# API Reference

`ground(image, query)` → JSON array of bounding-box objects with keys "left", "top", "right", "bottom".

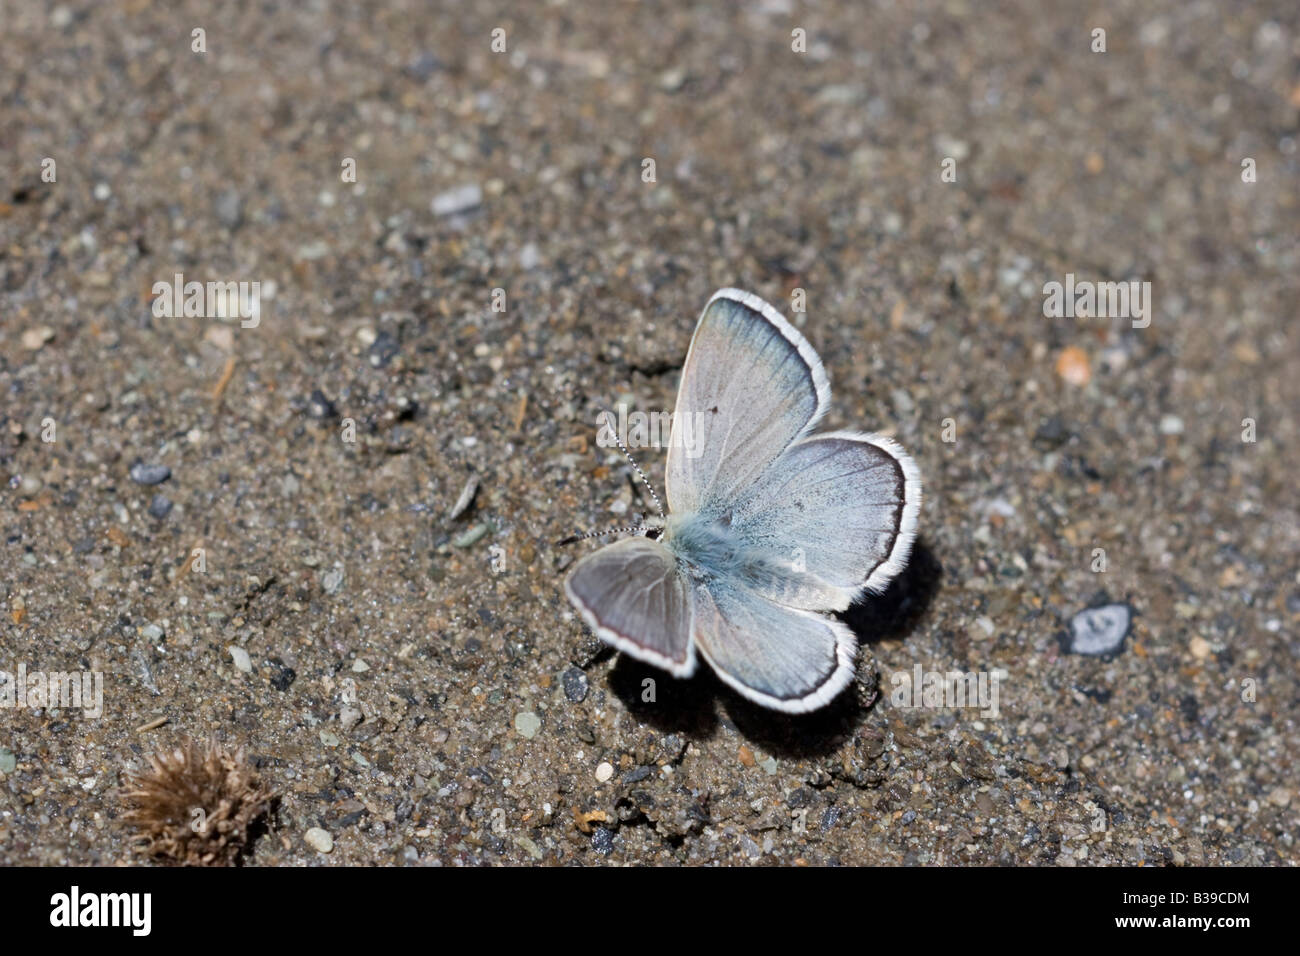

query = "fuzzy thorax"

[{"left": 664, "top": 511, "right": 853, "bottom": 611}]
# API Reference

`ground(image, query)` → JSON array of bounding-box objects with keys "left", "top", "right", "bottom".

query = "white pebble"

[
  {"left": 228, "top": 646, "right": 252, "bottom": 673},
  {"left": 431, "top": 183, "right": 483, "bottom": 217},
  {"left": 21, "top": 326, "right": 54, "bottom": 350},
  {"left": 1066, "top": 604, "right": 1131, "bottom": 656},
  {"left": 514, "top": 712, "right": 541, "bottom": 739},
  {"left": 304, "top": 827, "right": 334, "bottom": 853}
]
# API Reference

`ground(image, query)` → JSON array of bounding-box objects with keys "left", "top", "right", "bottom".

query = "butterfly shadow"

[
  {"left": 607, "top": 538, "right": 942, "bottom": 759},
  {"left": 841, "top": 536, "right": 943, "bottom": 650},
  {"left": 607, "top": 656, "right": 723, "bottom": 738}
]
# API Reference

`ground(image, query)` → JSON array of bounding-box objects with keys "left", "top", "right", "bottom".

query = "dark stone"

[
  {"left": 1033, "top": 415, "right": 1070, "bottom": 449},
  {"left": 590, "top": 827, "right": 615, "bottom": 855},
  {"left": 267, "top": 657, "right": 296, "bottom": 691},
  {"left": 306, "top": 389, "right": 337, "bottom": 420},
  {"left": 562, "top": 667, "right": 589, "bottom": 703},
  {"left": 368, "top": 331, "right": 400, "bottom": 368},
  {"left": 622, "top": 765, "right": 650, "bottom": 785}
]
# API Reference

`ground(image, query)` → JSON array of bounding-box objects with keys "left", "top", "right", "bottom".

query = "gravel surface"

[{"left": 1, "top": 1, "right": 1297, "bottom": 865}]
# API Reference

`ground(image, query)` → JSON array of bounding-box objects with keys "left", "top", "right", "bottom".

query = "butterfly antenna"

[
  {"left": 612, "top": 432, "right": 665, "bottom": 521},
  {"left": 556, "top": 524, "right": 647, "bottom": 547},
  {"left": 558, "top": 422, "right": 667, "bottom": 547}
]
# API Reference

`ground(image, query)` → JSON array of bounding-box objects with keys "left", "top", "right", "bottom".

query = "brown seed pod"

[{"left": 121, "top": 737, "right": 273, "bottom": 866}]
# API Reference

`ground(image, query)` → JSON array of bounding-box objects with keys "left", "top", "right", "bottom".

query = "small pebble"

[
  {"left": 1055, "top": 346, "right": 1091, "bottom": 387},
  {"left": 590, "top": 827, "right": 615, "bottom": 855},
  {"left": 22, "top": 326, "right": 54, "bottom": 350},
  {"left": 1064, "top": 603, "right": 1131, "bottom": 656},
  {"left": 1033, "top": 415, "right": 1070, "bottom": 449},
  {"left": 659, "top": 67, "right": 686, "bottom": 91},
  {"left": 322, "top": 568, "right": 345, "bottom": 594},
  {"left": 513, "top": 835, "right": 543, "bottom": 860},
  {"left": 18, "top": 475, "right": 42, "bottom": 497},
  {"left": 431, "top": 183, "right": 482, "bottom": 217},
  {"left": 448, "top": 475, "right": 479, "bottom": 520},
  {"left": 595, "top": 761, "right": 614, "bottom": 782},
  {"left": 228, "top": 645, "right": 252, "bottom": 673},
  {"left": 406, "top": 51, "right": 442, "bottom": 80},
  {"left": 148, "top": 494, "right": 173, "bottom": 519},
  {"left": 514, "top": 712, "right": 541, "bottom": 739},
  {"left": 0, "top": 747, "right": 15, "bottom": 774},
  {"left": 304, "top": 827, "right": 334, "bottom": 853},
  {"left": 561, "top": 667, "right": 588, "bottom": 703},
  {"left": 351, "top": 658, "right": 370, "bottom": 673},
  {"left": 141, "top": 623, "right": 164, "bottom": 642},
  {"left": 129, "top": 462, "right": 171, "bottom": 485},
  {"left": 268, "top": 660, "right": 296, "bottom": 691},
  {"left": 453, "top": 523, "right": 490, "bottom": 548},
  {"left": 935, "top": 135, "right": 971, "bottom": 161},
  {"left": 367, "top": 330, "right": 400, "bottom": 368},
  {"left": 1189, "top": 635, "right": 1212, "bottom": 659},
  {"left": 214, "top": 189, "right": 243, "bottom": 229},
  {"left": 306, "top": 389, "right": 338, "bottom": 420}
]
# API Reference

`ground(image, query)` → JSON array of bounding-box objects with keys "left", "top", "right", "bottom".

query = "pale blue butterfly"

[{"left": 565, "top": 289, "right": 922, "bottom": 713}]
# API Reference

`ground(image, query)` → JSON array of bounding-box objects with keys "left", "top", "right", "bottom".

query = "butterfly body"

[
  {"left": 565, "top": 289, "right": 921, "bottom": 713},
  {"left": 665, "top": 510, "right": 842, "bottom": 609}
]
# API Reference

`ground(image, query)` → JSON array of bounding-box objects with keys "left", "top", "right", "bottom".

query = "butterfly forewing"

[{"left": 666, "top": 289, "right": 829, "bottom": 516}]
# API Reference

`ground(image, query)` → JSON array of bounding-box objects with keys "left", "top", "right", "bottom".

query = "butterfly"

[{"left": 565, "top": 289, "right": 921, "bottom": 712}]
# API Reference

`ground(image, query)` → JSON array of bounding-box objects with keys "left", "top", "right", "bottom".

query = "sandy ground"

[{"left": 1, "top": 1, "right": 1298, "bottom": 866}]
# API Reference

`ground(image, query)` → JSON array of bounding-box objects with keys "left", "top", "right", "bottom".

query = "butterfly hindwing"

[
  {"left": 691, "top": 580, "right": 856, "bottom": 713},
  {"left": 564, "top": 536, "right": 696, "bottom": 677},
  {"left": 727, "top": 430, "right": 922, "bottom": 609}
]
